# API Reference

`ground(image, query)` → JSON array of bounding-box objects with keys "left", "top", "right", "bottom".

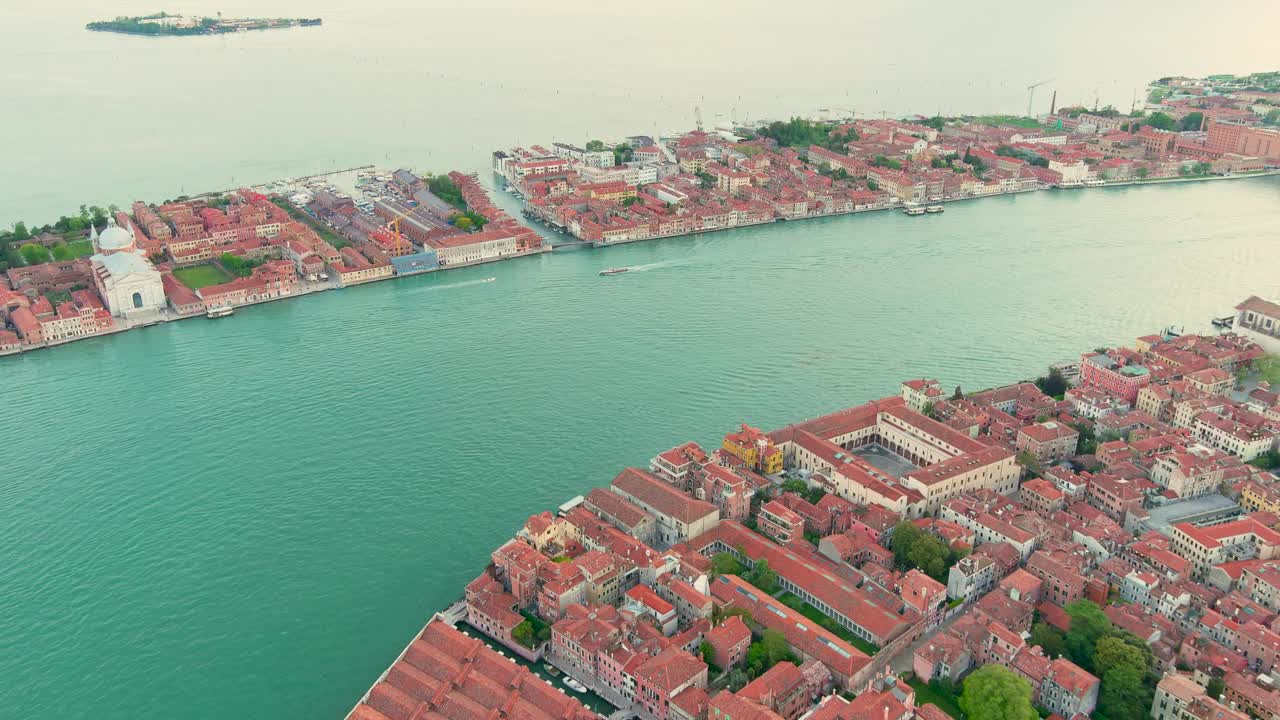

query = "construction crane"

[
  {"left": 1026, "top": 78, "right": 1054, "bottom": 117},
  {"left": 378, "top": 198, "right": 423, "bottom": 257}
]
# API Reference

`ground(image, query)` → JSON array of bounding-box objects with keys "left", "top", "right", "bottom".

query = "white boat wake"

[{"left": 421, "top": 277, "right": 496, "bottom": 292}]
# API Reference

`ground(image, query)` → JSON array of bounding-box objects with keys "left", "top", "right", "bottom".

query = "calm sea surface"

[{"left": 2, "top": 2, "right": 1280, "bottom": 718}]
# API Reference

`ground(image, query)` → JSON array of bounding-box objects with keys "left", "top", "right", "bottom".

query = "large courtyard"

[
  {"left": 172, "top": 264, "right": 232, "bottom": 290},
  {"left": 851, "top": 443, "right": 920, "bottom": 478}
]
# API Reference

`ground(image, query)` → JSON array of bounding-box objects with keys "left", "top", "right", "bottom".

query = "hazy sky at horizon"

[{"left": 3, "top": 0, "right": 1278, "bottom": 223}]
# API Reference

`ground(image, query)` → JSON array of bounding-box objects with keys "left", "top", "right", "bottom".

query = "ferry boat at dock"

[
  {"left": 925, "top": 205, "right": 944, "bottom": 214},
  {"left": 599, "top": 267, "right": 630, "bottom": 276},
  {"left": 902, "top": 203, "right": 926, "bottom": 216},
  {"left": 206, "top": 306, "right": 234, "bottom": 318}
]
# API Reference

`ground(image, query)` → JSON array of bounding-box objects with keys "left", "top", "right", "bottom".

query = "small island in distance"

[{"left": 85, "top": 12, "right": 321, "bottom": 36}]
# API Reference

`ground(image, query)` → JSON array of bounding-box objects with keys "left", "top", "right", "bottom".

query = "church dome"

[{"left": 97, "top": 218, "right": 135, "bottom": 253}]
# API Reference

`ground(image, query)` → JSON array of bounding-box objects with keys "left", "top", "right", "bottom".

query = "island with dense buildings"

[
  {"left": 346, "top": 326, "right": 1280, "bottom": 720},
  {"left": 500, "top": 72, "right": 1279, "bottom": 248},
  {"left": 0, "top": 169, "right": 546, "bottom": 354},
  {"left": 2, "top": 69, "right": 1278, "bottom": 356},
  {"left": 86, "top": 12, "right": 320, "bottom": 36}
]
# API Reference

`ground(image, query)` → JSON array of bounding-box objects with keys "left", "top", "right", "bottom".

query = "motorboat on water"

[
  {"left": 562, "top": 677, "right": 588, "bottom": 693},
  {"left": 543, "top": 664, "right": 561, "bottom": 677},
  {"left": 925, "top": 205, "right": 944, "bottom": 213},
  {"left": 599, "top": 267, "right": 630, "bottom": 276},
  {"left": 206, "top": 305, "right": 234, "bottom": 318},
  {"left": 482, "top": 277, "right": 496, "bottom": 283}
]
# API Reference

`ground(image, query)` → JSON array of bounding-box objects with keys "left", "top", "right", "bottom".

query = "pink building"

[{"left": 1080, "top": 352, "right": 1152, "bottom": 404}]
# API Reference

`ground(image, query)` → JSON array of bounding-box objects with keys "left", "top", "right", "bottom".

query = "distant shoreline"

[{"left": 85, "top": 14, "right": 321, "bottom": 37}]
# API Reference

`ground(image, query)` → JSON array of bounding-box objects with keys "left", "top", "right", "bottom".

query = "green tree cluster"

[
  {"left": 1056, "top": 601, "right": 1156, "bottom": 720},
  {"left": 1015, "top": 450, "right": 1042, "bottom": 477},
  {"left": 698, "top": 641, "right": 719, "bottom": 674},
  {"left": 613, "top": 143, "right": 634, "bottom": 166},
  {"left": 428, "top": 175, "right": 467, "bottom": 210},
  {"left": 891, "top": 520, "right": 965, "bottom": 582},
  {"left": 745, "top": 629, "right": 795, "bottom": 677},
  {"left": 1030, "top": 622, "right": 1066, "bottom": 658},
  {"left": 220, "top": 252, "right": 264, "bottom": 278},
  {"left": 1145, "top": 112, "right": 1176, "bottom": 131},
  {"left": 710, "top": 552, "right": 742, "bottom": 578},
  {"left": 1178, "top": 112, "right": 1204, "bottom": 131},
  {"left": 511, "top": 614, "right": 551, "bottom": 648},
  {"left": 1034, "top": 366, "right": 1068, "bottom": 398},
  {"left": 1248, "top": 450, "right": 1280, "bottom": 470},
  {"left": 20, "top": 243, "right": 51, "bottom": 265},
  {"left": 959, "top": 664, "right": 1038, "bottom": 720},
  {"left": 585, "top": 140, "right": 606, "bottom": 151},
  {"left": 1074, "top": 421, "right": 1098, "bottom": 456},
  {"left": 779, "top": 479, "right": 825, "bottom": 505},
  {"left": 759, "top": 118, "right": 858, "bottom": 151},
  {"left": 745, "top": 559, "right": 778, "bottom": 593}
]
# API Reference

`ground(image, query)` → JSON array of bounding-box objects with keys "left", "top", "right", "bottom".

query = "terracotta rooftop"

[
  {"left": 347, "top": 620, "right": 599, "bottom": 720},
  {"left": 584, "top": 487, "right": 653, "bottom": 530},
  {"left": 610, "top": 467, "right": 717, "bottom": 524}
]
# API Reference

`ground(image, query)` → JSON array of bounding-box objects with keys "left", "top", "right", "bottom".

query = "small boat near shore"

[
  {"left": 206, "top": 306, "right": 234, "bottom": 318},
  {"left": 562, "top": 677, "right": 588, "bottom": 693},
  {"left": 543, "top": 664, "right": 560, "bottom": 677},
  {"left": 925, "top": 205, "right": 944, "bottom": 213},
  {"left": 1211, "top": 316, "right": 1235, "bottom": 328},
  {"left": 599, "top": 267, "right": 630, "bottom": 276}
]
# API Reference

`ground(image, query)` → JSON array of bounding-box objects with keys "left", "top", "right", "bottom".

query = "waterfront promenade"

[{"left": 2, "top": 164, "right": 1275, "bottom": 358}]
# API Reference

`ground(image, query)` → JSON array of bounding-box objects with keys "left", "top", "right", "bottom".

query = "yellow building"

[
  {"left": 1242, "top": 481, "right": 1280, "bottom": 516},
  {"left": 722, "top": 424, "right": 783, "bottom": 475}
]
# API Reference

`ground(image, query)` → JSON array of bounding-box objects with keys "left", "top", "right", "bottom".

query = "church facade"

[{"left": 89, "top": 218, "right": 165, "bottom": 322}]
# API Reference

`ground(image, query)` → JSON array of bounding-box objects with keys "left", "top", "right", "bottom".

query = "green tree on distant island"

[
  {"left": 20, "top": 243, "right": 50, "bottom": 265},
  {"left": 958, "top": 665, "right": 1038, "bottom": 720},
  {"left": 1145, "top": 112, "right": 1176, "bottom": 131},
  {"left": 585, "top": 140, "right": 606, "bottom": 151}
]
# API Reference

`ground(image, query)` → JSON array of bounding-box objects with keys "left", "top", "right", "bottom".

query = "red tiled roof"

[
  {"left": 611, "top": 468, "right": 717, "bottom": 524},
  {"left": 585, "top": 487, "right": 652, "bottom": 530},
  {"left": 633, "top": 645, "right": 706, "bottom": 693},
  {"left": 625, "top": 584, "right": 675, "bottom": 616},
  {"left": 1176, "top": 517, "right": 1280, "bottom": 550},
  {"left": 348, "top": 620, "right": 598, "bottom": 720}
]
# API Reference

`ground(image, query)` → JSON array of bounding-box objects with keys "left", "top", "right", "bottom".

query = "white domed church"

[{"left": 89, "top": 218, "right": 165, "bottom": 321}]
